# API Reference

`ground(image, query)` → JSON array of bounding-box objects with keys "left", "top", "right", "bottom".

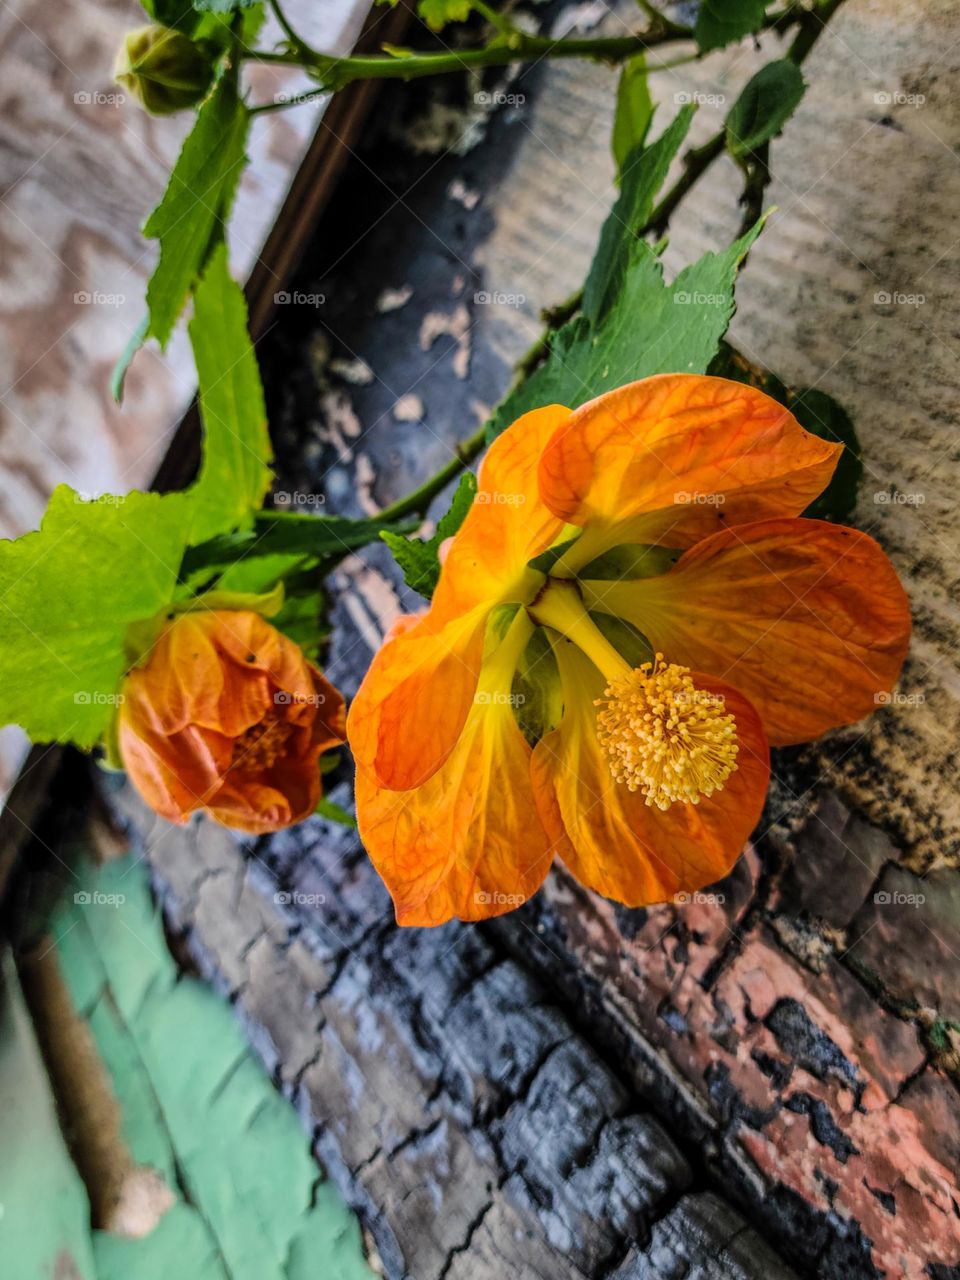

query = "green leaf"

[
  {"left": 142, "top": 76, "right": 249, "bottom": 349},
  {"left": 725, "top": 60, "right": 806, "bottom": 158},
  {"left": 583, "top": 105, "right": 694, "bottom": 324},
  {"left": 418, "top": 0, "right": 473, "bottom": 29},
  {"left": 143, "top": 0, "right": 201, "bottom": 32},
  {"left": 695, "top": 0, "right": 767, "bottom": 52},
  {"left": 792, "top": 388, "right": 862, "bottom": 522},
  {"left": 707, "top": 342, "right": 862, "bottom": 521},
  {"left": 191, "top": 0, "right": 260, "bottom": 10},
  {"left": 611, "top": 54, "right": 654, "bottom": 180},
  {"left": 111, "top": 313, "right": 149, "bottom": 404},
  {"left": 187, "top": 243, "right": 272, "bottom": 543},
  {"left": 315, "top": 796, "right": 358, "bottom": 829},
  {"left": 192, "top": 2, "right": 265, "bottom": 44},
  {"left": 381, "top": 472, "right": 478, "bottom": 599},
  {"left": 0, "top": 487, "right": 190, "bottom": 747},
  {"left": 183, "top": 510, "right": 418, "bottom": 578},
  {"left": 0, "top": 245, "right": 279, "bottom": 749},
  {"left": 490, "top": 214, "right": 769, "bottom": 434}
]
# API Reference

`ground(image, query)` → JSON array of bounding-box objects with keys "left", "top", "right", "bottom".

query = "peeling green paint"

[{"left": 1, "top": 855, "right": 374, "bottom": 1280}]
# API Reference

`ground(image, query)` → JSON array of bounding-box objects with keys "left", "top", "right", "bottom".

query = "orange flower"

[
  {"left": 119, "top": 609, "right": 345, "bottom": 834},
  {"left": 348, "top": 374, "right": 911, "bottom": 926}
]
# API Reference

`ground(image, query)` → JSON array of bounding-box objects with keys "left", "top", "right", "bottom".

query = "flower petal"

[
  {"left": 530, "top": 643, "right": 769, "bottom": 907},
  {"left": 433, "top": 403, "right": 571, "bottom": 617},
  {"left": 349, "top": 405, "right": 572, "bottom": 791},
  {"left": 347, "top": 607, "right": 490, "bottom": 790},
  {"left": 537, "top": 374, "right": 841, "bottom": 555},
  {"left": 355, "top": 700, "right": 556, "bottom": 926},
  {"left": 586, "top": 517, "right": 911, "bottom": 746}
]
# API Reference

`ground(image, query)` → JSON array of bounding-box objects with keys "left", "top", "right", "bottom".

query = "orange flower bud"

[{"left": 118, "top": 609, "right": 345, "bottom": 835}]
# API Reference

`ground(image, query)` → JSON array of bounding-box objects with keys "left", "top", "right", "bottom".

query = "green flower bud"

[{"left": 114, "top": 24, "right": 216, "bottom": 116}]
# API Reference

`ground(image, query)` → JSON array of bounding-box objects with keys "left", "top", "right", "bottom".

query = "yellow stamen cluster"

[{"left": 595, "top": 655, "right": 739, "bottom": 809}]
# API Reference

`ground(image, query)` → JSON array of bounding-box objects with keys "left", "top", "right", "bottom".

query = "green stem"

[
  {"left": 377, "top": 424, "right": 489, "bottom": 523},
  {"left": 634, "top": 0, "right": 690, "bottom": 40},
  {"left": 248, "top": 0, "right": 847, "bottom": 531},
  {"left": 244, "top": 28, "right": 695, "bottom": 90},
  {"left": 268, "top": 0, "right": 311, "bottom": 59},
  {"left": 472, "top": 0, "right": 518, "bottom": 37},
  {"left": 735, "top": 0, "right": 848, "bottom": 235},
  {"left": 250, "top": 87, "right": 327, "bottom": 115}
]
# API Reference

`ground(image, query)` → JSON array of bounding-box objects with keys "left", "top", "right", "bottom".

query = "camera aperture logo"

[
  {"left": 674, "top": 289, "right": 728, "bottom": 307},
  {"left": 474, "top": 489, "right": 526, "bottom": 506},
  {"left": 674, "top": 90, "right": 725, "bottom": 108},
  {"left": 273, "top": 490, "right": 326, "bottom": 508},
  {"left": 474, "top": 290, "right": 526, "bottom": 309},
  {"left": 74, "top": 690, "right": 124, "bottom": 706},
  {"left": 74, "top": 90, "right": 125, "bottom": 107},
  {"left": 873, "top": 890, "right": 925, "bottom": 907},
  {"left": 474, "top": 90, "right": 525, "bottom": 108},
  {"left": 474, "top": 690, "right": 525, "bottom": 707},
  {"left": 674, "top": 490, "right": 725, "bottom": 506},
  {"left": 273, "top": 290, "right": 326, "bottom": 307},
  {"left": 475, "top": 890, "right": 525, "bottom": 906},
  {"left": 74, "top": 890, "right": 126, "bottom": 907},
  {"left": 274, "top": 690, "right": 327, "bottom": 706},
  {"left": 74, "top": 290, "right": 125, "bottom": 307},
  {"left": 274, "top": 890, "right": 326, "bottom": 908}
]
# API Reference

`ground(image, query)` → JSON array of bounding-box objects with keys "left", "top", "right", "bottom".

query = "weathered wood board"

[
  {"left": 40, "top": 0, "right": 960, "bottom": 1275},
  {"left": 0, "top": 0, "right": 371, "bottom": 797}
]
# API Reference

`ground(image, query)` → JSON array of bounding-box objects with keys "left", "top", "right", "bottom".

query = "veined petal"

[
  {"left": 355, "top": 698, "right": 556, "bottom": 927},
  {"left": 585, "top": 517, "right": 911, "bottom": 746},
  {"left": 347, "top": 606, "right": 490, "bottom": 791},
  {"left": 537, "top": 375, "right": 841, "bottom": 560},
  {"left": 349, "top": 405, "right": 571, "bottom": 792},
  {"left": 433, "top": 403, "right": 571, "bottom": 617},
  {"left": 530, "top": 643, "right": 769, "bottom": 907}
]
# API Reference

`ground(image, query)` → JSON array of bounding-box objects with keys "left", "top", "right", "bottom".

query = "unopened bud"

[{"left": 114, "top": 24, "right": 216, "bottom": 116}]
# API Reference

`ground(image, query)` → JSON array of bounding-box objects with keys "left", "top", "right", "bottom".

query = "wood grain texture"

[
  {"left": 107, "top": 781, "right": 797, "bottom": 1280},
  {"left": 28, "top": 0, "right": 960, "bottom": 1274},
  {"left": 0, "top": 0, "right": 371, "bottom": 797}
]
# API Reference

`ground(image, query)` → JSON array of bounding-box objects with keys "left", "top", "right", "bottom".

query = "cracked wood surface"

[
  {"left": 102, "top": 0, "right": 960, "bottom": 1275},
  {"left": 110, "top": 783, "right": 797, "bottom": 1280}
]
